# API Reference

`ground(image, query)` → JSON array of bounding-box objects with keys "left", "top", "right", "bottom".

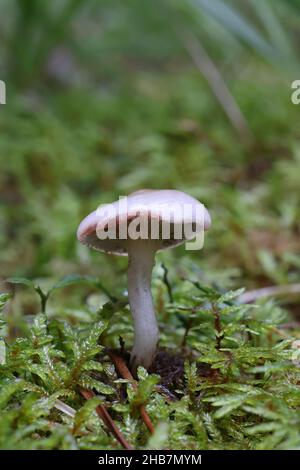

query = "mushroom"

[{"left": 77, "top": 189, "right": 211, "bottom": 373}]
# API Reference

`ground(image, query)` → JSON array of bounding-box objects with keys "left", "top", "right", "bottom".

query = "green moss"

[{"left": 1, "top": 1, "right": 300, "bottom": 450}]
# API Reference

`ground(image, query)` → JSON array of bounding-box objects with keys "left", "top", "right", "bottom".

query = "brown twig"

[
  {"left": 79, "top": 388, "right": 133, "bottom": 450},
  {"left": 108, "top": 350, "right": 155, "bottom": 434},
  {"left": 279, "top": 322, "right": 300, "bottom": 330},
  {"left": 238, "top": 283, "right": 300, "bottom": 304}
]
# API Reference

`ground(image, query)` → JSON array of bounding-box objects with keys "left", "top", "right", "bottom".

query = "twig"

[
  {"left": 108, "top": 350, "right": 155, "bottom": 434},
  {"left": 79, "top": 388, "right": 133, "bottom": 450},
  {"left": 54, "top": 399, "right": 76, "bottom": 418},
  {"left": 238, "top": 283, "right": 300, "bottom": 304},
  {"left": 178, "top": 30, "right": 251, "bottom": 141},
  {"left": 278, "top": 322, "right": 300, "bottom": 330}
]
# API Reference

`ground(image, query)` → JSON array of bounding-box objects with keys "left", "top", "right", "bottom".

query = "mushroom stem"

[{"left": 127, "top": 238, "right": 159, "bottom": 373}]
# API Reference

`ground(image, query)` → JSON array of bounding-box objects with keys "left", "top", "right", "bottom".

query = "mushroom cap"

[{"left": 77, "top": 189, "right": 211, "bottom": 255}]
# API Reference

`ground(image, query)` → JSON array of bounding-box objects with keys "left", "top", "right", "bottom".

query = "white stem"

[{"left": 127, "top": 239, "right": 159, "bottom": 373}]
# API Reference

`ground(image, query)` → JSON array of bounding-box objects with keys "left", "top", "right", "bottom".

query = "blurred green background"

[{"left": 1, "top": 0, "right": 300, "bottom": 315}]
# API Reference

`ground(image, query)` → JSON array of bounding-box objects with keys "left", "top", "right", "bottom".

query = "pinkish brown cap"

[{"left": 77, "top": 189, "right": 211, "bottom": 255}]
